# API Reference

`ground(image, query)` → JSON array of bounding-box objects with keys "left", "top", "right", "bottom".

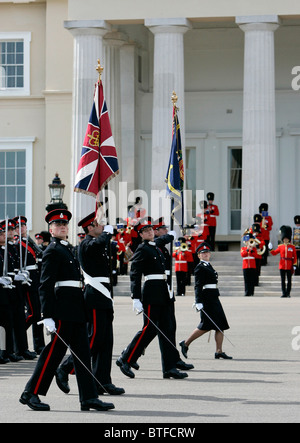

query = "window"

[
  {"left": 229, "top": 147, "right": 242, "bottom": 231},
  {"left": 0, "top": 32, "right": 31, "bottom": 96},
  {"left": 0, "top": 138, "right": 34, "bottom": 229}
]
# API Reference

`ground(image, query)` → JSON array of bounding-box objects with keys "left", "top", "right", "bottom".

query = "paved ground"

[{"left": 1, "top": 295, "right": 300, "bottom": 425}]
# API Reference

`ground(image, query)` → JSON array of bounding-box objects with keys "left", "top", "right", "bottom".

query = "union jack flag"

[{"left": 74, "top": 80, "right": 119, "bottom": 198}]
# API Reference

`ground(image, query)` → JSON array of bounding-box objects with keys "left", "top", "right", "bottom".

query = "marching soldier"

[
  {"left": 19, "top": 208, "right": 114, "bottom": 412},
  {"left": 153, "top": 218, "right": 194, "bottom": 372},
  {"left": 206, "top": 192, "right": 220, "bottom": 250},
  {"left": 179, "top": 242, "right": 232, "bottom": 360},
  {"left": 269, "top": 225, "right": 297, "bottom": 298},
  {"left": 250, "top": 217, "right": 266, "bottom": 286},
  {"left": 116, "top": 217, "right": 188, "bottom": 380},
  {"left": 56, "top": 211, "right": 124, "bottom": 396}
]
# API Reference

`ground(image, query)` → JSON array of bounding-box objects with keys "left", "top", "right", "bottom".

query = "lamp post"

[{"left": 46, "top": 173, "right": 68, "bottom": 212}]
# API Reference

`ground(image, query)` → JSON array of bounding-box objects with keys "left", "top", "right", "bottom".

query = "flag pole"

[
  {"left": 96, "top": 59, "right": 114, "bottom": 299},
  {"left": 169, "top": 91, "right": 179, "bottom": 294}
]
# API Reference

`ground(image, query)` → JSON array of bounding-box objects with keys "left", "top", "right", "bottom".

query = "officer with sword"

[
  {"left": 19, "top": 208, "right": 115, "bottom": 412},
  {"left": 179, "top": 242, "right": 233, "bottom": 360},
  {"left": 116, "top": 217, "right": 188, "bottom": 380}
]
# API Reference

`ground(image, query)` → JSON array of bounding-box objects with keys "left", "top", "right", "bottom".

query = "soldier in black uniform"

[
  {"left": 13, "top": 216, "right": 45, "bottom": 354},
  {"left": 19, "top": 209, "right": 115, "bottom": 412},
  {"left": 153, "top": 218, "right": 194, "bottom": 371},
  {"left": 56, "top": 212, "right": 124, "bottom": 396},
  {"left": 0, "top": 219, "right": 28, "bottom": 362},
  {"left": 179, "top": 242, "right": 232, "bottom": 360},
  {"left": 116, "top": 217, "right": 188, "bottom": 380}
]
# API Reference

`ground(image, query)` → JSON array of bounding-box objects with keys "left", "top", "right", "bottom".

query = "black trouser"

[
  {"left": 176, "top": 271, "right": 186, "bottom": 296},
  {"left": 280, "top": 269, "right": 292, "bottom": 296},
  {"left": 243, "top": 268, "right": 256, "bottom": 296},
  {"left": 25, "top": 320, "right": 97, "bottom": 402},
  {"left": 61, "top": 308, "right": 114, "bottom": 386},
  {"left": 122, "top": 303, "right": 178, "bottom": 373},
  {"left": 23, "top": 280, "right": 45, "bottom": 352}
]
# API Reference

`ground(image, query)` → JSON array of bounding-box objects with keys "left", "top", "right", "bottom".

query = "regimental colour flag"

[
  {"left": 74, "top": 80, "right": 119, "bottom": 198},
  {"left": 165, "top": 107, "right": 184, "bottom": 226}
]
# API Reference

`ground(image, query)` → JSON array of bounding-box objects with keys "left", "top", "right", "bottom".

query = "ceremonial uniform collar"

[
  {"left": 60, "top": 240, "right": 69, "bottom": 246},
  {"left": 201, "top": 259, "right": 210, "bottom": 266},
  {"left": 148, "top": 241, "right": 156, "bottom": 246}
]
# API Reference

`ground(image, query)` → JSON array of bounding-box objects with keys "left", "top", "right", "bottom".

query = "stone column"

[
  {"left": 145, "top": 18, "right": 191, "bottom": 196},
  {"left": 236, "top": 16, "right": 280, "bottom": 241},
  {"left": 64, "top": 20, "right": 111, "bottom": 240},
  {"left": 103, "top": 31, "right": 127, "bottom": 223}
]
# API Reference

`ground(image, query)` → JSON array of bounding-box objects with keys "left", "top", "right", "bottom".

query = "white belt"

[
  {"left": 55, "top": 280, "right": 83, "bottom": 289},
  {"left": 243, "top": 257, "right": 255, "bottom": 260},
  {"left": 25, "top": 265, "right": 38, "bottom": 271},
  {"left": 176, "top": 260, "right": 187, "bottom": 264},
  {"left": 203, "top": 284, "right": 217, "bottom": 289},
  {"left": 82, "top": 271, "right": 111, "bottom": 300},
  {"left": 144, "top": 274, "right": 167, "bottom": 281}
]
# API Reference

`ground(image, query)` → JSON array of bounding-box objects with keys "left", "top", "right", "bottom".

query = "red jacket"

[
  {"left": 207, "top": 204, "right": 219, "bottom": 227},
  {"left": 173, "top": 250, "right": 189, "bottom": 272},
  {"left": 260, "top": 216, "right": 273, "bottom": 241},
  {"left": 270, "top": 243, "right": 297, "bottom": 270},
  {"left": 240, "top": 246, "right": 259, "bottom": 269}
]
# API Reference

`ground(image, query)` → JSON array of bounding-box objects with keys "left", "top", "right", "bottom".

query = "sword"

[
  {"left": 200, "top": 307, "right": 235, "bottom": 348},
  {"left": 49, "top": 328, "right": 109, "bottom": 395},
  {"left": 138, "top": 310, "right": 179, "bottom": 353}
]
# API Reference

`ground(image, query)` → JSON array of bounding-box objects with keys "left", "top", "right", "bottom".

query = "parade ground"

[{"left": 1, "top": 294, "right": 300, "bottom": 425}]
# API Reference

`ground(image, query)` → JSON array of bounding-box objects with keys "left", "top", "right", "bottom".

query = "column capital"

[
  {"left": 236, "top": 15, "right": 280, "bottom": 32},
  {"left": 145, "top": 17, "right": 192, "bottom": 34},
  {"left": 64, "top": 20, "right": 111, "bottom": 36},
  {"left": 104, "top": 30, "right": 128, "bottom": 47}
]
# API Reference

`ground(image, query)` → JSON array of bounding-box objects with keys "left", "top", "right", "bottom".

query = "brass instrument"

[
  {"left": 248, "top": 237, "right": 266, "bottom": 256},
  {"left": 180, "top": 243, "right": 188, "bottom": 252}
]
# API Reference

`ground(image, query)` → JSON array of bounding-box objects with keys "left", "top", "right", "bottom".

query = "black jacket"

[
  {"left": 130, "top": 240, "right": 169, "bottom": 305},
  {"left": 78, "top": 232, "right": 113, "bottom": 310},
  {"left": 39, "top": 238, "right": 86, "bottom": 322}
]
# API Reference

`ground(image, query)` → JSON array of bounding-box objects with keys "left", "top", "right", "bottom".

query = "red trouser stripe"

[
  {"left": 89, "top": 309, "right": 97, "bottom": 350},
  {"left": 127, "top": 305, "right": 151, "bottom": 363},
  {"left": 25, "top": 290, "right": 34, "bottom": 324},
  {"left": 33, "top": 320, "right": 61, "bottom": 394}
]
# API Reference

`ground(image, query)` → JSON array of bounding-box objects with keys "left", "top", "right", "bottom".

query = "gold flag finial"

[
  {"left": 171, "top": 90, "right": 179, "bottom": 112},
  {"left": 96, "top": 59, "right": 104, "bottom": 81}
]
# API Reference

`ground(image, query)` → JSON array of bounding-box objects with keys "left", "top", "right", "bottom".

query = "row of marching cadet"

[{"left": 241, "top": 203, "right": 300, "bottom": 298}]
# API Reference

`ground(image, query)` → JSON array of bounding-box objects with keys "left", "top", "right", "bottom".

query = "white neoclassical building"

[{"left": 0, "top": 0, "right": 300, "bottom": 248}]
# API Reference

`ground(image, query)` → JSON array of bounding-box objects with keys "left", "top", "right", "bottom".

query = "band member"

[
  {"left": 57, "top": 211, "right": 124, "bottom": 396},
  {"left": 250, "top": 218, "right": 265, "bottom": 286},
  {"left": 179, "top": 242, "right": 232, "bottom": 360},
  {"left": 269, "top": 225, "right": 297, "bottom": 298},
  {"left": 116, "top": 217, "right": 188, "bottom": 380},
  {"left": 292, "top": 215, "right": 300, "bottom": 275},
  {"left": 240, "top": 232, "right": 260, "bottom": 296},
  {"left": 206, "top": 192, "right": 219, "bottom": 250},
  {"left": 173, "top": 238, "right": 189, "bottom": 297},
  {"left": 19, "top": 209, "right": 114, "bottom": 412},
  {"left": 259, "top": 203, "right": 273, "bottom": 265}
]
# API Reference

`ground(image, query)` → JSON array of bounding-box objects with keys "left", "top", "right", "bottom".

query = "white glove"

[
  {"left": 0, "top": 276, "right": 14, "bottom": 289},
  {"left": 14, "top": 270, "right": 32, "bottom": 286},
  {"left": 168, "top": 230, "right": 177, "bottom": 240},
  {"left": 193, "top": 302, "right": 203, "bottom": 312},
  {"left": 132, "top": 299, "right": 143, "bottom": 315},
  {"left": 104, "top": 225, "right": 114, "bottom": 235},
  {"left": 268, "top": 242, "right": 273, "bottom": 250},
  {"left": 38, "top": 318, "right": 56, "bottom": 335}
]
